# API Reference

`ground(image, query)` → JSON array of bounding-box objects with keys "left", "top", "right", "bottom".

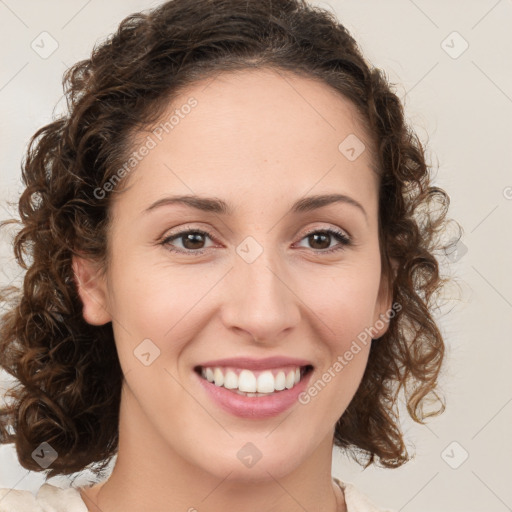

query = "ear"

[
  {"left": 371, "top": 257, "right": 398, "bottom": 339},
  {"left": 72, "top": 255, "right": 112, "bottom": 326}
]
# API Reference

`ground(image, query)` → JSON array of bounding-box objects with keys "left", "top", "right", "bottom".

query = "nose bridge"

[{"left": 221, "top": 238, "right": 301, "bottom": 341}]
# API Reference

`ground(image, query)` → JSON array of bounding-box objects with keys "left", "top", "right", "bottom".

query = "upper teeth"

[{"left": 200, "top": 366, "right": 303, "bottom": 393}]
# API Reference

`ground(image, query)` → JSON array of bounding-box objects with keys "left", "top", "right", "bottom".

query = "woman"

[{"left": 0, "top": 0, "right": 458, "bottom": 510}]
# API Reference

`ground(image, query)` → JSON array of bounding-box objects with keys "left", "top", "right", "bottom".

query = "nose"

[{"left": 219, "top": 244, "right": 301, "bottom": 345}]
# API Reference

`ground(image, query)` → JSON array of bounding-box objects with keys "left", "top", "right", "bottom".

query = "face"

[{"left": 74, "top": 68, "right": 393, "bottom": 483}]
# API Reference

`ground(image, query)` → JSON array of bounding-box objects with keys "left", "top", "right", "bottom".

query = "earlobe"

[{"left": 72, "top": 255, "right": 112, "bottom": 326}]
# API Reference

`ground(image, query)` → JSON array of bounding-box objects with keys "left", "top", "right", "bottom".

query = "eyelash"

[{"left": 160, "top": 227, "right": 352, "bottom": 256}]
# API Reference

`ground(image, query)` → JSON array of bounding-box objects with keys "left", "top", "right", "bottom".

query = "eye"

[
  {"left": 160, "top": 226, "right": 352, "bottom": 256},
  {"left": 161, "top": 228, "right": 216, "bottom": 254},
  {"left": 295, "top": 228, "right": 351, "bottom": 254}
]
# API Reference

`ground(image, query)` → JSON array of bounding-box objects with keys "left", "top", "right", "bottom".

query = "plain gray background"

[{"left": 0, "top": 1, "right": 511, "bottom": 511}]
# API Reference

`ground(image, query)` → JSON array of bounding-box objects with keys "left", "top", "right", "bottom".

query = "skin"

[{"left": 73, "top": 68, "right": 394, "bottom": 512}]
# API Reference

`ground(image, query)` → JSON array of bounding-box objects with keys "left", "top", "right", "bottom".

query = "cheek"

[
  {"left": 107, "top": 257, "right": 222, "bottom": 376},
  {"left": 298, "top": 341, "right": 370, "bottom": 432},
  {"left": 296, "top": 262, "right": 381, "bottom": 344},
  {"left": 108, "top": 256, "right": 206, "bottom": 334},
  {"left": 294, "top": 265, "right": 378, "bottom": 409}
]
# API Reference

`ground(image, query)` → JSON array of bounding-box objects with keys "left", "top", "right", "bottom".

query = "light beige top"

[{"left": 0, "top": 477, "right": 394, "bottom": 511}]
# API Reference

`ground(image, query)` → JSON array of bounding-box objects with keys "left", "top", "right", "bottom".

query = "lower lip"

[{"left": 195, "top": 368, "right": 313, "bottom": 419}]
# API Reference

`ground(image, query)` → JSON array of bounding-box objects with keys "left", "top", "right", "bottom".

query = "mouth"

[
  {"left": 193, "top": 364, "right": 314, "bottom": 397},
  {"left": 193, "top": 363, "right": 315, "bottom": 418}
]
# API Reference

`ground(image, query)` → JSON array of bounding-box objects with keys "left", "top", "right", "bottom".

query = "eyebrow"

[{"left": 143, "top": 193, "right": 368, "bottom": 222}]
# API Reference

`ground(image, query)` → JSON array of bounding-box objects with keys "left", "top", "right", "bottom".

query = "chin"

[{"left": 187, "top": 436, "right": 313, "bottom": 483}]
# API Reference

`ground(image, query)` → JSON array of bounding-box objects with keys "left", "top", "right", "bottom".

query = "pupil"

[
  {"left": 184, "top": 233, "right": 204, "bottom": 249},
  {"left": 310, "top": 233, "right": 329, "bottom": 249}
]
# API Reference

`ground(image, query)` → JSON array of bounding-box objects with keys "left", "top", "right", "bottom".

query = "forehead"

[
  {"left": 166, "top": 67, "right": 374, "bottom": 162},
  {"left": 116, "top": 68, "right": 378, "bottom": 214}
]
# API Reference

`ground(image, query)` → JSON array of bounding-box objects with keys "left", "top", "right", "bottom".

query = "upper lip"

[{"left": 195, "top": 356, "right": 313, "bottom": 371}]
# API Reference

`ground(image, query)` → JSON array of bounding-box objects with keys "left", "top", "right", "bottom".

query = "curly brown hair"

[{"left": 0, "top": 0, "right": 461, "bottom": 480}]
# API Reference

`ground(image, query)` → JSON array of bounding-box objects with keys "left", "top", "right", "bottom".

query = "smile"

[
  {"left": 193, "top": 363, "right": 314, "bottom": 418},
  {"left": 195, "top": 365, "right": 313, "bottom": 396}
]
